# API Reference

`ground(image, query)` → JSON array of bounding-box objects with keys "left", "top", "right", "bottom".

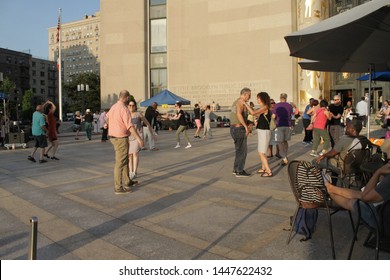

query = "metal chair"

[
  {"left": 286, "top": 160, "right": 355, "bottom": 259},
  {"left": 348, "top": 199, "right": 390, "bottom": 259}
]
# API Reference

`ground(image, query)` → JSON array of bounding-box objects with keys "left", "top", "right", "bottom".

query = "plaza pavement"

[{"left": 0, "top": 121, "right": 389, "bottom": 260}]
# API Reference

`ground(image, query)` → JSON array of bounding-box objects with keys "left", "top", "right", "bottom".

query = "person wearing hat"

[
  {"left": 84, "top": 109, "right": 93, "bottom": 140},
  {"left": 325, "top": 137, "right": 390, "bottom": 215}
]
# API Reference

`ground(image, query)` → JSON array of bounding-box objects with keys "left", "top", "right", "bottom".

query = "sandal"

[
  {"left": 257, "top": 169, "right": 266, "bottom": 174},
  {"left": 260, "top": 171, "right": 273, "bottom": 177}
]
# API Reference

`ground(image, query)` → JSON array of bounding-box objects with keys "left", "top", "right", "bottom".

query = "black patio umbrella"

[
  {"left": 285, "top": 0, "right": 390, "bottom": 65},
  {"left": 285, "top": 0, "right": 390, "bottom": 137}
]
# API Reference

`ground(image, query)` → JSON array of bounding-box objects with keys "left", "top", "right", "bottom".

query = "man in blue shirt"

[{"left": 28, "top": 105, "right": 48, "bottom": 163}]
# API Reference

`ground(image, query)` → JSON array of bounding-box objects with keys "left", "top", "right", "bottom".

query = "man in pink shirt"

[{"left": 106, "top": 90, "right": 144, "bottom": 194}]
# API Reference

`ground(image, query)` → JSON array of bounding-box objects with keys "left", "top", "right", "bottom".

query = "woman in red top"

[
  {"left": 310, "top": 99, "right": 331, "bottom": 157},
  {"left": 43, "top": 100, "right": 60, "bottom": 160}
]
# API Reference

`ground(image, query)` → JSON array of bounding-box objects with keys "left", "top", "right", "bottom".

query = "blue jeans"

[
  {"left": 230, "top": 126, "right": 247, "bottom": 172},
  {"left": 85, "top": 122, "right": 93, "bottom": 140}
]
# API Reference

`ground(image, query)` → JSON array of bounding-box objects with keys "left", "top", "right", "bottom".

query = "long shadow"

[
  {"left": 30, "top": 178, "right": 219, "bottom": 259},
  {"left": 192, "top": 196, "right": 272, "bottom": 259}
]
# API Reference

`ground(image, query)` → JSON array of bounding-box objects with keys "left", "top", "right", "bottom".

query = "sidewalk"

[{"left": 0, "top": 123, "right": 389, "bottom": 260}]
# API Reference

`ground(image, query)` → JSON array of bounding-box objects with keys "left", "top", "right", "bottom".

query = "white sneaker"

[
  {"left": 185, "top": 144, "right": 192, "bottom": 149},
  {"left": 174, "top": 144, "right": 181, "bottom": 148},
  {"left": 129, "top": 172, "right": 135, "bottom": 179}
]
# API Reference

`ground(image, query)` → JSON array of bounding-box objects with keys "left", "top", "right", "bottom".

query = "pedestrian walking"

[
  {"left": 28, "top": 105, "right": 48, "bottom": 163},
  {"left": 43, "top": 100, "right": 60, "bottom": 160},
  {"left": 169, "top": 102, "right": 192, "bottom": 149},
  {"left": 202, "top": 105, "right": 213, "bottom": 139},
  {"left": 84, "top": 109, "right": 93, "bottom": 140}
]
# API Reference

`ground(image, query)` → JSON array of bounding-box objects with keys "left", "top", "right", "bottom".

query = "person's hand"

[
  {"left": 137, "top": 138, "right": 144, "bottom": 148},
  {"left": 316, "top": 155, "right": 324, "bottom": 164},
  {"left": 245, "top": 126, "right": 250, "bottom": 136}
]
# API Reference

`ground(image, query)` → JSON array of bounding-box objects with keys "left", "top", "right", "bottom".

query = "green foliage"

[
  {"left": 0, "top": 77, "right": 16, "bottom": 94},
  {"left": 21, "top": 89, "right": 34, "bottom": 120},
  {"left": 64, "top": 72, "right": 101, "bottom": 113}
]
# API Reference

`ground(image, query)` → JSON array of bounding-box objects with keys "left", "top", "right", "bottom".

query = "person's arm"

[
  {"left": 325, "top": 109, "right": 332, "bottom": 120},
  {"left": 316, "top": 149, "right": 338, "bottom": 163},
  {"left": 169, "top": 112, "right": 181, "bottom": 120},
  {"left": 361, "top": 163, "right": 390, "bottom": 202},
  {"left": 242, "top": 102, "right": 267, "bottom": 115}
]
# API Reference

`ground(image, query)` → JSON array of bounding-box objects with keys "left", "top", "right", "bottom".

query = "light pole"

[{"left": 77, "top": 84, "right": 89, "bottom": 114}]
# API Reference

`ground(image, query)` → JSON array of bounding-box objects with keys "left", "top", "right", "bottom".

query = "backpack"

[{"left": 290, "top": 208, "right": 318, "bottom": 241}]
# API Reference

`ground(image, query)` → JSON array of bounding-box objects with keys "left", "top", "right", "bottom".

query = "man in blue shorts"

[{"left": 28, "top": 105, "right": 48, "bottom": 163}]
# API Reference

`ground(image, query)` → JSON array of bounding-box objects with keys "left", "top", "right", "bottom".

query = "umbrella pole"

[{"left": 367, "top": 64, "right": 372, "bottom": 138}]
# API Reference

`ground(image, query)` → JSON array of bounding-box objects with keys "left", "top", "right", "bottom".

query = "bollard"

[{"left": 28, "top": 216, "right": 38, "bottom": 260}]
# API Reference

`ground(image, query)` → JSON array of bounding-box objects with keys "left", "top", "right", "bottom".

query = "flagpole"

[{"left": 58, "top": 8, "right": 63, "bottom": 121}]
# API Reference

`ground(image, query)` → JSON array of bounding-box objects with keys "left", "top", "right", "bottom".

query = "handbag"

[
  {"left": 269, "top": 117, "right": 276, "bottom": 131},
  {"left": 264, "top": 112, "right": 276, "bottom": 130}
]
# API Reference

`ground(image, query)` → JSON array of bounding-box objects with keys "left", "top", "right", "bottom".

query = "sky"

[{"left": 0, "top": 0, "right": 100, "bottom": 59}]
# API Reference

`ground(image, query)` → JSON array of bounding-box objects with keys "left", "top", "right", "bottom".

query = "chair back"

[
  {"left": 342, "top": 148, "right": 371, "bottom": 177},
  {"left": 288, "top": 160, "right": 326, "bottom": 207},
  {"left": 287, "top": 160, "right": 300, "bottom": 202}
]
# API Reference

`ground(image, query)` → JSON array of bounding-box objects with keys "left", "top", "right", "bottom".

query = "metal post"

[{"left": 28, "top": 216, "right": 38, "bottom": 260}]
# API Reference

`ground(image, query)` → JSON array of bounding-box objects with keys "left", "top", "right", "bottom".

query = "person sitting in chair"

[
  {"left": 312, "top": 119, "right": 370, "bottom": 178},
  {"left": 325, "top": 138, "right": 390, "bottom": 216}
]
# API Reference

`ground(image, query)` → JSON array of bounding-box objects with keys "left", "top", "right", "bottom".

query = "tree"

[
  {"left": 0, "top": 77, "right": 16, "bottom": 119},
  {"left": 64, "top": 72, "right": 101, "bottom": 114},
  {"left": 21, "top": 89, "right": 34, "bottom": 121}
]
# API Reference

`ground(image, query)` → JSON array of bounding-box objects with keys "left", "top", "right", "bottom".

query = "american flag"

[
  {"left": 56, "top": 14, "right": 61, "bottom": 43},
  {"left": 56, "top": 13, "right": 61, "bottom": 70}
]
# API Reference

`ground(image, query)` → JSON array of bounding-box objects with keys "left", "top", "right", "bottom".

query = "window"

[
  {"left": 151, "top": 69, "right": 167, "bottom": 96},
  {"left": 150, "top": 0, "right": 166, "bottom": 6},
  {"left": 150, "top": 19, "right": 167, "bottom": 53}
]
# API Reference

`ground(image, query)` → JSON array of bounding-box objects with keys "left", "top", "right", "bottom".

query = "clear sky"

[{"left": 0, "top": 0, "right": 100, "bottom": 59}]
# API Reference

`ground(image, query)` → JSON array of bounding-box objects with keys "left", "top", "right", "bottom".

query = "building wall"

[
  {"left": 100, "top": 0, "right": 147, "bottom": 108},
  {"left": 100, "top": 0, "right": 295, "bottom": 108}
]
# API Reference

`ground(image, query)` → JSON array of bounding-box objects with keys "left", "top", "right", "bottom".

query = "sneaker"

[
  {"left": 27, "top": 156, "right": 36, "bottom": 162},
  {"left": 150, "top": 147, "right": 159, "bottom": 151},
  {"left": 129, "top": 172, "right": 135, "bottom": 180},
  {"left": 275, "top": 154, "right": 282, "bottom": 159},
  {"left": 185, "top": 144, "right": 192, "bottom": 149},
  {"left": 310, "top": 151, "right": 318, "bottom": 157},
  {"left": 318, "top": 152, "right": 324, "bottom": 156},
  {"left": 39, "top": 159, "right": 48, "bottom": 163},
  {"left": 44, "top": 154, "right": 50, "bottom": 159},
  {"left": 235, "top": 171, "right": 251, "bottom": 177},
  {"left": 174, "top": 144, "right": 181, "bottom": 148},
  {"left": 232, "top": 170, "right": 237, "bottom": 174},
  {"left": 50, "top": 156, "right": 60, "bottom": 160},
  {"left": 115, "top": 188, "right": 132, "bottom": 195}
]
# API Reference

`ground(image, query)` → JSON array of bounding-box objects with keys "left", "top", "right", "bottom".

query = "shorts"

[
  {"left": 34, "top": 135, "right": 48, "bottom": 148},
  {"left": 353, "top": 200, "right": 377, "bottom": 228},
  {"left": 273, "top": 126, "right": 292, "bottom": 143},
  {"left": 73, "top": 124, "right": 81, "bottom": 132},
  {"left": 195, "top": 119, "right": 201, "bottom": 128}
]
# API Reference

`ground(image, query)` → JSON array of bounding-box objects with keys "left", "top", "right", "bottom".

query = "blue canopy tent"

[
  {"left": 357, "top": 71, "right": 390, "bottom": 81},
  {"left": 140, "top": 89, "right": 190, "bottom": 107}
]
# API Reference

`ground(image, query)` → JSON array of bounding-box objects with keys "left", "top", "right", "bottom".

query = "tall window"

[
  {"left": 151, "top": 19, "right": 167, "bottom": 53},
  {"left": 149, "top": 0, "right": 167, "bottom": 96}
]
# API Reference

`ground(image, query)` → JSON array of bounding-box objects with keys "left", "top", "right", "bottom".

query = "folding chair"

[
  {"left": 348, "top": 199, "right": 390, "bottom": 259},
  {"left": 286, "top": 160, "right": 355, "bottom": 259}
]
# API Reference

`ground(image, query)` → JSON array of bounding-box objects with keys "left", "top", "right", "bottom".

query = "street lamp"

[{"left": 77, "top": 84, "right": 89, "bottom": 114}]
